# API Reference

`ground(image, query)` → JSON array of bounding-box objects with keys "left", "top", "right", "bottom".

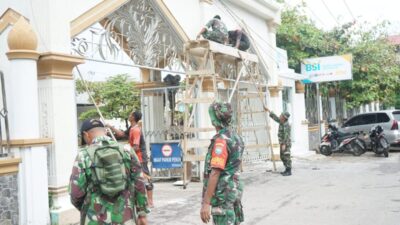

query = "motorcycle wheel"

[
  {"left": 379, "top": 137, "right": 389, "bottom": 149},
  {"left": 359, "top": 139, "right": 367, "bottom": 151},
  {"left": 320, "top": 145, "right": 332, "bottom": 156},
  {"left": 379, "top": 138, "right": 389, "bottom": 158},
  {"left": 351, "top": 142, "right": 364, "bottom": 156},
  {"left": 383, "top": 149, "right": 389, "bottom": 158}
]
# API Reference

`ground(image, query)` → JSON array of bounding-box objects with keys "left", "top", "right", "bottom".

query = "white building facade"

[{"left": 0, "top": 0, "right": 310, "bottom": 224}]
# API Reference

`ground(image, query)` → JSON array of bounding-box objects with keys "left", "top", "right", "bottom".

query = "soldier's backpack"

[{"left": 85, "top": 139, "right": 128, "bottom": 197}]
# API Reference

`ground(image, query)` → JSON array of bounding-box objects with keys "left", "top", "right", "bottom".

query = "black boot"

[
  {"left": 280, "top": 168, "right": 288, "bottom": 175},
  {"left": 282, "top": 168, "right": 292, "bottom": 176}
]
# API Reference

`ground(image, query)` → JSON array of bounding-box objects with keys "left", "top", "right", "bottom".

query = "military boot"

[
  {"left": 280, "top": 168, "right": 288, "bottom": 175},
  {"left": 282, "top": 168, "right": 292, "bottom": 176}
]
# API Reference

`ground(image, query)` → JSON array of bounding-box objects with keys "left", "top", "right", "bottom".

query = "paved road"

[{"left": 148, "top": 152, "right": 400, "bottom": 225}]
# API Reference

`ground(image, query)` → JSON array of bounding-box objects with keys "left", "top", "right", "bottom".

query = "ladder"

[{"left": 181, "top": 40, "right": 275, "bottom": 188}]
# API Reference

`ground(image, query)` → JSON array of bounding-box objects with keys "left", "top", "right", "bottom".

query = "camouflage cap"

[
  {"left": 281, "top": 112, "right": 290, "bottom": 119},
  {"left": 209, "top": 101, "right": 233, "bottom": 128}
]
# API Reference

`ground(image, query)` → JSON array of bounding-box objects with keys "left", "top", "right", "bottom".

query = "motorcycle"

[
  {"left": 369, "top": 125, "right": 389, "bottom": 157},
  {"left": 319, "top": 124, "right": 366, "bottom": 156}
]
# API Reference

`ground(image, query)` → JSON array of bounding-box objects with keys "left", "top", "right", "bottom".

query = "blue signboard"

[{"left": 151, "top": 142, "right": 182, "bottom": 169}]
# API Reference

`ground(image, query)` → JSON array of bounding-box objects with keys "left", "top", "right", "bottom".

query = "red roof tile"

[{"left": 388, "top": 35, "right": 400, "bottom": 45}]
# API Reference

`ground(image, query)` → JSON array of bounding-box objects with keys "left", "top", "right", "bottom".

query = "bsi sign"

[{"left": 301, "top": 54, "right": 353, "bottom": 83}]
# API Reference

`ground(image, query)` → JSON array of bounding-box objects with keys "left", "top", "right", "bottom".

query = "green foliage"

[
  {"left": 277, "top": 5, "right": 335, "bottom": 73},
  {"left": 77, "top": 74, "right": 140, "bottom": 127},
  {"left": 395, "top": 94, "right": 400, "bottom": 109},
  {"left": 338, "top": 22, "right": 400, "bottom": 108},
  {"left": 277, "top": 5, "right": 400, "bottom": 109}
]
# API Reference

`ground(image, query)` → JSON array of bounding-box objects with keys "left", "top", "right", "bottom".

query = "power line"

[
  {"left": 321, "top": 0, "right": 340, "bottom": 26},
  {"left": 306, "top": 5, "right": 326, "bottom": 27},
  {"left": 214, "top": 1, "right": 280, "bottom": 65},
  {"left": 342, "top": 0, "right": 356, "bottom": 21}
]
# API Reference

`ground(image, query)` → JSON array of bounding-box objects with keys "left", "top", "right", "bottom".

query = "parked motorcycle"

[
  {"left": 319, "top": 124, "right": 366, "bottom": 156},
  {"left": 369, "top": 125, "right": 389, "bottom": 157}
]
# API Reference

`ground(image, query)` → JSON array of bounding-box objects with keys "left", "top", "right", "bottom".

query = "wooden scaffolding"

[{"left": 181, "top": 40, "right": 275, "bottom": 188}]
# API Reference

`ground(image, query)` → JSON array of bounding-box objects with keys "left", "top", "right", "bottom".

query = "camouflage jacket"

[
  {"left": 206, "top": 18, "right": 228, "bottom": 36},
  {"left": 270, "top": 112, "right": 291, "bottom": 145},
  {"left": 69, "top": 136, "right": 149, "bottom": 225},
  {"left": 203, "top": 128, "right": 245, "bottom": 207}
]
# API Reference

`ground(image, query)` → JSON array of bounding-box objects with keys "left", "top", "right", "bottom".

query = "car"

[{"left": 339, "top": 110, "right": 400, "bottom": 150}]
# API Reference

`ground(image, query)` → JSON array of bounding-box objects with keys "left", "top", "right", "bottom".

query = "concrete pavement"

[{"left": 148, "top": 152, "right": 400, "bottom": 225}]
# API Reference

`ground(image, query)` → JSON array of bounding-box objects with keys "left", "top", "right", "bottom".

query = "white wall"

[
  {"left": 280, "top": 75, "right": 310, "bottom": 155},
  {"left": 163, "top": 0, "right": 276, "bottom": 72},
  {"left": 38, "top": 79, "right": 78, "bottom": 187},
  {"left": 163, "top": 0, "right": 202, "bottom": 39}
]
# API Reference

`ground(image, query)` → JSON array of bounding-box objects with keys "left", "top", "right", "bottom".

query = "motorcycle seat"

[{"left": 337, "top": 132, "right": 356, "bottom": 142}]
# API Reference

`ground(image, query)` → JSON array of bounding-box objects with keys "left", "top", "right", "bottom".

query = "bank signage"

[{"left": 301, "top": 54, "right": 353, "bottom": 83}]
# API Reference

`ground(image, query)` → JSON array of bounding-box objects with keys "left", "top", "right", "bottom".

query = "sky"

[{"left": 287, "top": 0, "right": 400, "bottom": 34}]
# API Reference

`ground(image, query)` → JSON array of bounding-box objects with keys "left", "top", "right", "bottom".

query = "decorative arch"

[
  {"left": 0, "top": 8, "right": 24, "bottom": 34},
  {"left": 70, "top": 0, "right": 189, "bottom": 69}
]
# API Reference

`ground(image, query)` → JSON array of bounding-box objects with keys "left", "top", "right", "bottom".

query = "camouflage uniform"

[
  {"left": 69, "top": 136, "right": 149, "bottom": 225},
  {"left": 270, "top": 112, "right": 292, "bottom": 169},
  {"left": 202, "top": 18, "right": 228, "bottom": 44},
  {"left": 203, "top": 102, "right": 245, "bottom": 225}
]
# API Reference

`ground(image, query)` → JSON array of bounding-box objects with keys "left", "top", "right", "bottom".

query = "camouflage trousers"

[
  {"left": 212, "top": 201, "right": 244, "bottom": 225},
  {"left": 202, "top": 30, "right": 227, "bottom": 44},
  {"left": 280, "top": 144, "right": 292, "bottom": 169}
]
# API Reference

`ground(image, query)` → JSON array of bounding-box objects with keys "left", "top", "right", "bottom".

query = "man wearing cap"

[
  {"left": 69, "top": 119, "right": 149, "bottom": 225},
  {"left": 264, "top": 107, "right": 292, "bottom": 176},
  {"left": 201, "top": 102, "right": 245, "bottom": 225},
  {"left": 197, "top": 15, "right": 229, "bottom": 45},
  {"left": 106, "top": 111, "right": 154, "bottom": 207}
]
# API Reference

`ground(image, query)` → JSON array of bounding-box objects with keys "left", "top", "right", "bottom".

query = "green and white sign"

[{"left": 301, "top": 54, "right": 353, "bottom": 83}]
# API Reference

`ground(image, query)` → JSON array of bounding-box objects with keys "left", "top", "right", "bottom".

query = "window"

[
  {"left": 361, "top": 114, "right": 377, "bottom": 125},
  {"left": 392, "top": 111, "right": 400, "bottom": 121},
  {"left": 377, "top": 113, "right": 390, "bottom": 123},
  {"left": 345, "top": 114, "right": 376, "bottom": 127},
  {"left": 345, "top": 115, "right": 363, "bottom": 126}
]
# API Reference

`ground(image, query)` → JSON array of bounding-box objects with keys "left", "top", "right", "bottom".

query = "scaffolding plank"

[
  {"left": 214, "top": 53, "right": 237, "bottom": 64},
  {"left": 182, "top": 98, "right": 214, "bottom": 104},
  {"left": 185, "top": 40, "right": 259, "bottom": 63},
  {"left": 186, "top": 70, "right": 215, "bottom": 75},
  {"left": 184, "top": 127, "right": 215, "bottom": 133},
  {"left": 186, "top": 139, "right": 210, "bottom": 149},
  {"left": 239, "top": 93, "right": 262, "bottom": 99},
  {"left": 183, "top": 154, "right": 206, "bottom": 162},
  {"left": 241, "top": 125, "right": 269, "bottom": 132},
  {"left": 208, "top": 41, "right": 258, "bottom": 63},
  {"left": 241, "top": 111, "right": 266, "bottom": 115}
]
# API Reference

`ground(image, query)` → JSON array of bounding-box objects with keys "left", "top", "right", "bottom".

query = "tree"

[
  {"left": 338, "top": 22, "right": 400, "bottom": 108},
  {"left": 76, "top": 74, "right": 141, "bottom": 128},
  {"left": 276, "top": 5, "right": 337, "bottom": 73},
  {"left": 276, "top": 4, "right": 400, "bottom": 109}
]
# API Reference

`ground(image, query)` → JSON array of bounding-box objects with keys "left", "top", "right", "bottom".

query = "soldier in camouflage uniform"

[
  {"left": 264, "top": 107, "right": 292, "bottom": 176},
  {"left": 69, "top": 119, "right": 149, "bottom": 225},
  {"left": 201, "top": 102, "right": 245, "bottom": 225},
  {"left": 197, "top": 15, "right": 228, "bottom": 44}
]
